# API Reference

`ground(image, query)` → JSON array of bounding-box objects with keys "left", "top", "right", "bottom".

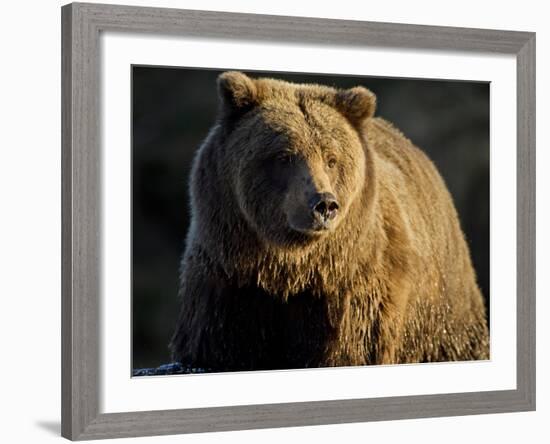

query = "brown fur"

[{"left": 170, "top": 72, "right": 489, "bottom": 370}]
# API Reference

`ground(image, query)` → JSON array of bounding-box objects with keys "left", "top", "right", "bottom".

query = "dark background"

[{"left": 132, "top": 66, "right": 490, "bottom": 369}]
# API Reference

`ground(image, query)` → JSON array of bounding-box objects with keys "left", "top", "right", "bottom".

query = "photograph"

[{"left": 131, "top": 67, "right": 490, "bottom": 375}]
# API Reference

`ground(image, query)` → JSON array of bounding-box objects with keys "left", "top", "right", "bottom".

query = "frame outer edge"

[
  {"left": 61, "top": 3, "right": 74, "bottom": 440},
  {"left": 516, "top": 34, "right": 536, "bottom": 410},
  {"left": 74, "top": 2, "right": 530, "bottom": 53},
  {"left": 62, "top": 2, "right": 102, "bottom": 440}
]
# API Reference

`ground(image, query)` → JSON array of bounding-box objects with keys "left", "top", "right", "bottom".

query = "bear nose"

[{"left": 309, "top": 193, "right": 339, "bottom": 221}]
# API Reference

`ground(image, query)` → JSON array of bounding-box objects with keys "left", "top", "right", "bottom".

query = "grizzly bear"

[{"left": 170, "top": 71, "right": 489, "bottom": 371}]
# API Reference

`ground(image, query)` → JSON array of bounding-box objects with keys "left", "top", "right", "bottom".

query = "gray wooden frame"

[{"left": 61, "top": 2, "right": 536, "bottom": 440}]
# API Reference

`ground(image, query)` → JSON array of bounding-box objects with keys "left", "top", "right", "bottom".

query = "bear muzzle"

[{"left": 309, "top": 192, "right": 339, "bottom": 230}]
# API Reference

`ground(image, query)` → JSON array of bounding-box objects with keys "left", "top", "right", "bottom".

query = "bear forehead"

[
  {"left": 252, "top": 82, "right": 354, "bottom": 142},
  {"left": 257, "top": 100, "right": 356, "bottom": 152}
]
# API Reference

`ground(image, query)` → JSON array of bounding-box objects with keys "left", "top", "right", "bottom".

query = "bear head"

[{"left": 214, "top": 71, "right": 376, "bottom": 249}]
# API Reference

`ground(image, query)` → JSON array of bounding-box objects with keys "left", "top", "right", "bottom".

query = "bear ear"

[
  {"left": 334, "top": 86, "right": 377, "bottom": 127},
  {"left": 217, "top": 71, "right": 259, "bottom": 112}
]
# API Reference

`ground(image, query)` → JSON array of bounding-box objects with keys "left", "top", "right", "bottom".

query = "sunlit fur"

[{"left": 170, "top": 72, "right": 489, "bottom": 370}]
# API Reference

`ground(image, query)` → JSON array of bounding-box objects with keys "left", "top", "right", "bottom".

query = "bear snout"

[{"left": 309, "top": 192, "right": 339, "bottom": 227}]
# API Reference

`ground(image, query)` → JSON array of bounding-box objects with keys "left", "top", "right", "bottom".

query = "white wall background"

[{"left": 0, "top": 0, "right": 546, "bottom": 442}]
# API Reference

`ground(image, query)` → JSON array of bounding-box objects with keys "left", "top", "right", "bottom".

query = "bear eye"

[
  {"left": 327, "top": 157, "right": 337, "bottom": 168},
  {"left": 276, "top": 153, "right": 294, "bottom": 164}
]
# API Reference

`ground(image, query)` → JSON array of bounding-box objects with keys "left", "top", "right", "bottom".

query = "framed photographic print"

[{"left": 61, "top": 2, "right": 535, "bottom": 440}]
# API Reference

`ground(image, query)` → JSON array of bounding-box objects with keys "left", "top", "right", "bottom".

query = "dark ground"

[{"left": 132, "top": 67, "right": 490, "bottom": 370}]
